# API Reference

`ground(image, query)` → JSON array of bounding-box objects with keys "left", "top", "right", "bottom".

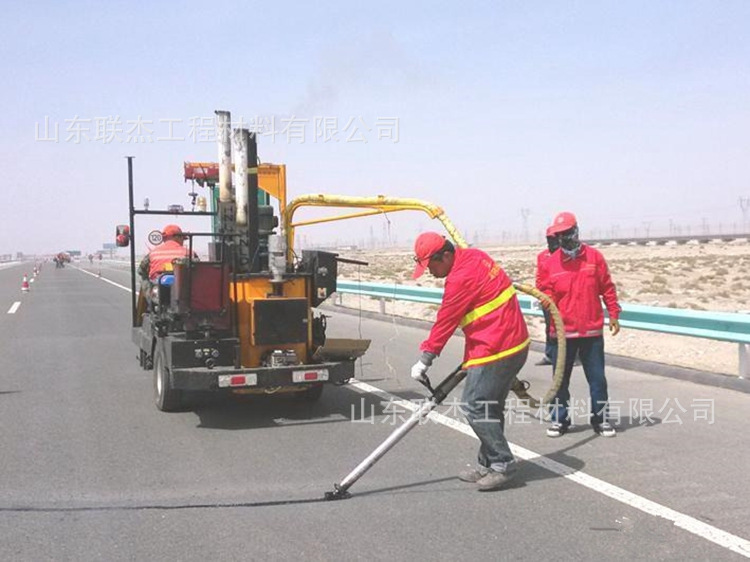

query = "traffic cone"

[{"left": 21, "top": 274, "right": 30, "bottom": 292}]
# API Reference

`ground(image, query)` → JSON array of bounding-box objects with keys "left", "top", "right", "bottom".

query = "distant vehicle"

[{"left": 167, "top": 204, "right": 184, "bottom": 214}]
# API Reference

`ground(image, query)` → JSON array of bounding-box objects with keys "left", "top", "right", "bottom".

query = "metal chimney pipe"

[
  {"left": 233, "top": 128, "right": 248, "bottom": 227},
  {"left": 215, "top": 110, "right": 233, "bottom": 203}
]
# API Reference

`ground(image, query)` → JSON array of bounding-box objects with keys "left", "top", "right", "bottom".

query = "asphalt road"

[{"left": 1, "top": 261, "right": 749, "bottom": 561}]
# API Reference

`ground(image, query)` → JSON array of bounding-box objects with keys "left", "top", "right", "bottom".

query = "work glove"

[
  {"left": 411, "top": 360, "right": 430, "bottom": 383},
  {"left": 609, "top": 318, "right": 621, "bottom": 336}
]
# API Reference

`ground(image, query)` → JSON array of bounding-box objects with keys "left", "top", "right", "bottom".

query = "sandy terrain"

[{"left": 334, "top": 240, "right": 750, "bottom": 376}]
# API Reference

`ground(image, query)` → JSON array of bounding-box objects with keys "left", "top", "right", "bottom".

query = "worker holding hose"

[{"left": 410, "top": 232, "right": 530, "bottom": 491}]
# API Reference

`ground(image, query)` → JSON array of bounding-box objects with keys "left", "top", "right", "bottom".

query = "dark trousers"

[
  {"left": 543, "top": 309, "right": 555, "bottom": 360},
  {"left": 548, "top": 336, "right": 609, "bottom": 426},
  {"left": 460, "top": 347, "right": 529, "bottom": 473}
]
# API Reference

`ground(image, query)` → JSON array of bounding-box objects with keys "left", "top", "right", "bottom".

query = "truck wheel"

[
  {"left": 297, "top": 384, "right": 324, "bottom": 402},
  {"left": 154, "top": 346, "right": 182, "bottom": 412}
]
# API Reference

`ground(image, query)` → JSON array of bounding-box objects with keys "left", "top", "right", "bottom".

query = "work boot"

[
  {"left": 476, "top": 470, "right": 517, "bottom": 492},
  {"left": 546, "top": 422, "right": 568, "bottom": 438},
  {"left": 593, "top": 421, "right": 616, "bottom": 437},
  {"left": 457, "top": 466, "right": 489, "bottom": 483},
  {"left": 535, "top": 356, "right": 553, "bottom": 366}
]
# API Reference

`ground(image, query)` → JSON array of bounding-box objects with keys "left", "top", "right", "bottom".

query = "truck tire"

[{"left": 154, "top": 345, "right": 182, "bottom": 412}]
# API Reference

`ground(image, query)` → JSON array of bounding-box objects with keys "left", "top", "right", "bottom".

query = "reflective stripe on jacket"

[
  {"left": 419, "top": 247, "right": 530, "bottom": 369},
  {"left": 147, "top": 240, "right": 191, "bottom": 280},
  {"left": 543, "top": 244, "right": 620, "bottom": 339}
]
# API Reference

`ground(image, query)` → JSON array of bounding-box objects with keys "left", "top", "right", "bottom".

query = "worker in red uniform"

[
  {"left": 138, "top": 224, "right": 195, "bottom": 282},
  {"left": 535, "top": 225, "right": 560, "bottom": 365},
  {"left": 410, "top": 232, "right": 529, "bottom": 491},
  {"left": 539, "top": 212, "right": 621, "bottom": 438}
]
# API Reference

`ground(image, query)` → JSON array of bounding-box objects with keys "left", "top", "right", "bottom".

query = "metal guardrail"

[
  {"left": 336, "top": 280, "right": 750, "bottom": 378},
  {"left": 587, "top": 233, "right": 749, "bottom": 246}
]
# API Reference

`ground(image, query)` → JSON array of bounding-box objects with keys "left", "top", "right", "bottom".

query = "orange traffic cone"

[{"left": 21, "top": 274, "right": 30, "bottom": 292}]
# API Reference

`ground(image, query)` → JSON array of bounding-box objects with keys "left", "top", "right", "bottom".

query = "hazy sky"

[{"left": 2, "top": 0, "right": 749, "bottom": 255}]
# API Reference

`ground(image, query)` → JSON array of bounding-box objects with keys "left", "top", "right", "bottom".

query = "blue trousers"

[
  {"left": 548, "top": 336, "right": 609, "bottom": 426},
  {"left": 460, "top": 347, "right": 529, "bottom": 473}
]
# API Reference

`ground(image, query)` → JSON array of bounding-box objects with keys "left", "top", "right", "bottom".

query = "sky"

[{"left": 1, "top": 0, "right": 749, "bottom": 256}]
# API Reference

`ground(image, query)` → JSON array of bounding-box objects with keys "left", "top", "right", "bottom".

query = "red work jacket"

[
  {"left": 535, "top": 248, "right": 553, "bottom": 291},
  {"left": 148, "top": 240, "right": 191, "bottom": 280},
  {"left": 420, "top": 247, "right": 529, "bottom": 368},
  {"left": 541, "top": 244, "right": 620, "bottom": 338}
]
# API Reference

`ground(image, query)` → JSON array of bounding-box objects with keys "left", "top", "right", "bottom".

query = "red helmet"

[
  {"left": 412, "top": 232, "right": 446, "bottom": 279},
  {"left": 548, "top": 212, "right": 577, "bottom": 235},
  {"left": 162, "top": 224, "right": 183, "bottom": 238}
]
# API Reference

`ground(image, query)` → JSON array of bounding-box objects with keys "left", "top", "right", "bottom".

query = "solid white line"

[
  {"left": 73, "top": 266, "right": 133, "bottom": 293},
  {"left": 349, "top": 379, "right": 750, "bottom": 559},
  {"left": 7, "top": 301, "right": 21, "bottom": 314}
]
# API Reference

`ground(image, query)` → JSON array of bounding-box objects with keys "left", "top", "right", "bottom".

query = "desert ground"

[{"left": 334, "top": 239, "right": 750, "bottom": 376}]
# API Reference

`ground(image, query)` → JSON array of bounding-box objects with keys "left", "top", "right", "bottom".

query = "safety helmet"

[
  {"left": 162, "top": 224, "right": 183, "bottom": 238},
  {"left": 548, "top": 212, "right": 577, "bottom": 235},
  {"left": 412, "top": 232, "right": 447, "bottom": 279}
]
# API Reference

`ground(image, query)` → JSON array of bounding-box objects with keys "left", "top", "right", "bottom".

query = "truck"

[{"left": 117, "top": 110, "right": 371, "bottom": 411}]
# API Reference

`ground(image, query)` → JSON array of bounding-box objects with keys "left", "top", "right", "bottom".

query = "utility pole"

[
  {"left": 520, "top": 208, "right": 530, "bottom": 243},
  {"left": 740, "top": 197, "right": 750, "bottom": 232}
]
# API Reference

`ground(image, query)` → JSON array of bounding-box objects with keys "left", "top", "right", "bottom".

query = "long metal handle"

[
  {"left": 326, "top": 365, "right": 465, "bottom": 500},
  {"left": 336, "top": 398, "right": 435, "bottom": 493}
]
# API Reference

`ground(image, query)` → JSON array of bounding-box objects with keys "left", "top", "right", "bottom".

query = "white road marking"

[
  {"left": 79, "top": 265, "right": 750, "bottom": 558},
  {"left": 73, "top": 266, "right": 134, "bottom": 293},
  {"left": 349, "top": 380, "right": 750, "bottom": 559},
  {"left": 7, "top": 301, "right": 21, "bottom": 314}
]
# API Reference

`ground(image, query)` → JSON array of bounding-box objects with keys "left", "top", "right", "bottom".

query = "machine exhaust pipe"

[
  {"left": 233, "top": 128, "right": 249, "bottom": 227},
  {"left": 233, "top": 128, "right": 261, "bottom": 272},
  {"left": 215, "top": 110, "right": 233, "bottom": 203}
]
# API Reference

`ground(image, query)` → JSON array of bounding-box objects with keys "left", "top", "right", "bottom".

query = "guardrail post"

[
  {"left": 337, "top": 292, "right": 343, "bottom": 306},
  {"left": 379, "top": 298, "right": 386, "bottom": 315},
  {"left": 740, "top": 344, "right": 750, "bottom": 379}
]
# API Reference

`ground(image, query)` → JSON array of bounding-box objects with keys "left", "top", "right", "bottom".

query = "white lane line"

[
  {"left": 73, "top": 266, "right": 133, "bottom": 293},
  {"left": 7, "top": 301, "right": 21, "bottom": 314},
  {"left": 350, "top": 380, "right": 750, "bottom": 559},
  {"left": 77, "top": 265, "right": 750, "bottom": 557}
]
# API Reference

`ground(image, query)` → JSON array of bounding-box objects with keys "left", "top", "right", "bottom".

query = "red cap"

[
  {"left": 548, "top": 212, "right": 577, "bottom": 235},
  {"left": 545, "top": 225, "right": 557, "bottom": 237},
  {"left": 162, "top": 224, "right": 183, "bottom": 237},
  {"left": 412, "top": 232, "right": 446, "bottom": 279}
]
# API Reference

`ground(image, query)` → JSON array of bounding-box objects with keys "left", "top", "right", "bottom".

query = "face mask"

[
  {"left": 546, "top": 236, "right": 560, "bottom": 253},
  {"left": 559, "top": 226, "right": 581, "bottom": 257}
]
